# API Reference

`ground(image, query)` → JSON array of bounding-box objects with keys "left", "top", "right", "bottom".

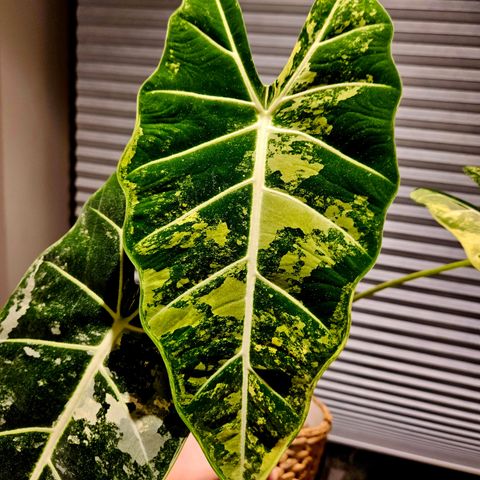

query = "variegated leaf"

[
  {"left": 0, "top": 175, "right": 187, "bottom": 479},
  {"left": 465, "top": 166, "right": 480, "bottom": 188},
  {"left": 411, "top": 166, "right": 480, "bottom": 271},
  {"left": 118, "top": 0, "right": 401, "bottom": 479}
]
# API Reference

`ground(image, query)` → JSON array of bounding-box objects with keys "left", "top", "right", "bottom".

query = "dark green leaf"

[
  {"left": 118, "top": 1, "right": 401, "bottom": 478},
  {"left": 0, "top": 175, "right": 187, "bottom": 480}
]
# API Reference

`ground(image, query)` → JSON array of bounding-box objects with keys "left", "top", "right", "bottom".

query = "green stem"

[{"left": 353, "top": 258, "right": 472, "bottom": 302}]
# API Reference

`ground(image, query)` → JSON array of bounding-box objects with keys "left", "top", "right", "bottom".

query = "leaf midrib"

[
  {"left": 239, "top": 114, "right": 270, "bottom": 468},
  {"left": 211, "top": 1, "right": 268, "bottom": 472}
]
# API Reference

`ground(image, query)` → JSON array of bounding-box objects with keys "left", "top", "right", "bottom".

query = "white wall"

[{"left": 0, "top": 0, "right": 70, "bottom": 304}]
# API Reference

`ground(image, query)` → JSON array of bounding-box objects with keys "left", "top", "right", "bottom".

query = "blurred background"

[
  {"left": 0, "top": 1, "right": 71, "bottom": 300},
  {"left": 0, "top": 0, "right": 479, "bottom": 478}
]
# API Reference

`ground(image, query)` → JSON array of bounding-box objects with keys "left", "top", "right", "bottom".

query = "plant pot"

[{"left": 272, "top": 398, "right": 332, "bottom": 480}]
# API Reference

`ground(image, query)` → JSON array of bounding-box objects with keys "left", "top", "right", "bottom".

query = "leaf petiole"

[{"left": 353, "top": 258, "right": 473, "bottom": 302}]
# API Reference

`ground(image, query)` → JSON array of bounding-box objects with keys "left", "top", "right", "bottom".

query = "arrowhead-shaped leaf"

[
  {"left": 0, "top": 175, "right": 187, "bottom": 479},
  {"left": 118, "top": 0, "right": 401, "bottom": 478},
  {"left": 411, "top": 167, "right": 480, "bottom": 271}
]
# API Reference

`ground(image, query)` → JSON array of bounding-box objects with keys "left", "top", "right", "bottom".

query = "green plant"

[
  {"left": 118, "top": 0, "right": 400, "bottom": 478},
  {"left": 0, "top": 0, "right": 404, "bottom": 479},
  {"left": 0, "top": 176, "right": 188, "bottom": 479},
  {"left": 355, "top": 166, "right": 480, "bottom": 302},
  {"left": 412, "top": 166, "right": 480, "bottom": 271}
]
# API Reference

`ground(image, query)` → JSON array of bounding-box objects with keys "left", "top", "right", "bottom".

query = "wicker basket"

[{"left": 271, "top": 398, "right": 332, "bottom": 480}]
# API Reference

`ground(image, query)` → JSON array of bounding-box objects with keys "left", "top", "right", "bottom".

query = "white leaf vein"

[
  {"left": 29, "top": 321, "right": 128, "bottom": 480},
  {"left": 136, "top": 178, "right": 253, "bottom": 250},
  {"left": 0, "top": 427, "right": 53, "bottom": 438},
  {"left": 48, "top": 460, "right": 62, "bottom": 480},
  {"left": 273, "top": 0, "right": 343, "bottom": 103},
  {"left": 89, "top": 208, "right": 122, "bottom": 235},
  {"left": 127, "top": 123, "right": 258, "bottom": 177},
  {"left": 192, "top": 352, "right": 242, "bottom": 399},
  {"left": 310, "top": 22, "right": 389, "bottom": 52},
  {"left": 27, "top": 197, "right": 139, "bottom": 479},
  {"left": 274, "top": 82, "right": 396, "bottom": 109},
  {"left": 145, "top": 89, "right": 255, "bottom": 107},
  {"left": 99, "top": 366, "right": 154, "bottom": 474},
  {"left": 182, "top": 18, "right": 234, "bottom": 58},
  {"left": 264, "top": 186, "right": 369, "bottom": 255},
  {"left": 256, "top": 273, "right": 331, "bottom": 333},
  {"left": 250, "top": 369, "right": 298, "bottom": 417},
  {"left": 268, "top": 126, "right": 394, "bottom": 185},
  {"left": 146, "top": 257, "right": 247, "bottom": 328},
  {"left": 213, "top": 0, "right": 263, "bottom": 110},
  {"left": 45, "top": 262, "right": 117, "bottom": 320}
]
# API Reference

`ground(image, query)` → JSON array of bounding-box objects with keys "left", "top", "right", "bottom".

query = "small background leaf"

[
  {"left": 411, "top": 182, "right": 480, "bottom": 271},
  {"left": 0, "top": 175, "right": 187, "bottom": 480},
  {"left": 464, "top": 166, "right": 480, "bottom": 188}
]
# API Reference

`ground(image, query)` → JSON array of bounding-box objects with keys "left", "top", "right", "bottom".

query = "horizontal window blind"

[{"left": 75, "top": 0, "right": 480, "bottom": 474}]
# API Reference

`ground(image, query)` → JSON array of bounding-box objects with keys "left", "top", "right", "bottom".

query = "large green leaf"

[
  {"left": 411, "top": 166, "right": 480, "bottom": 271},
  {"left": 0, "top": 175, "right": 187, "bottom": 480},
  {"left": 118, "top": 0, "right": 401, "bottom": 478}
]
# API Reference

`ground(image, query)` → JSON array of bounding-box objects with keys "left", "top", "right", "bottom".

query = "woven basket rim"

[{"left": 298, "top": 397, "right": 332, "bottom": 437}]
